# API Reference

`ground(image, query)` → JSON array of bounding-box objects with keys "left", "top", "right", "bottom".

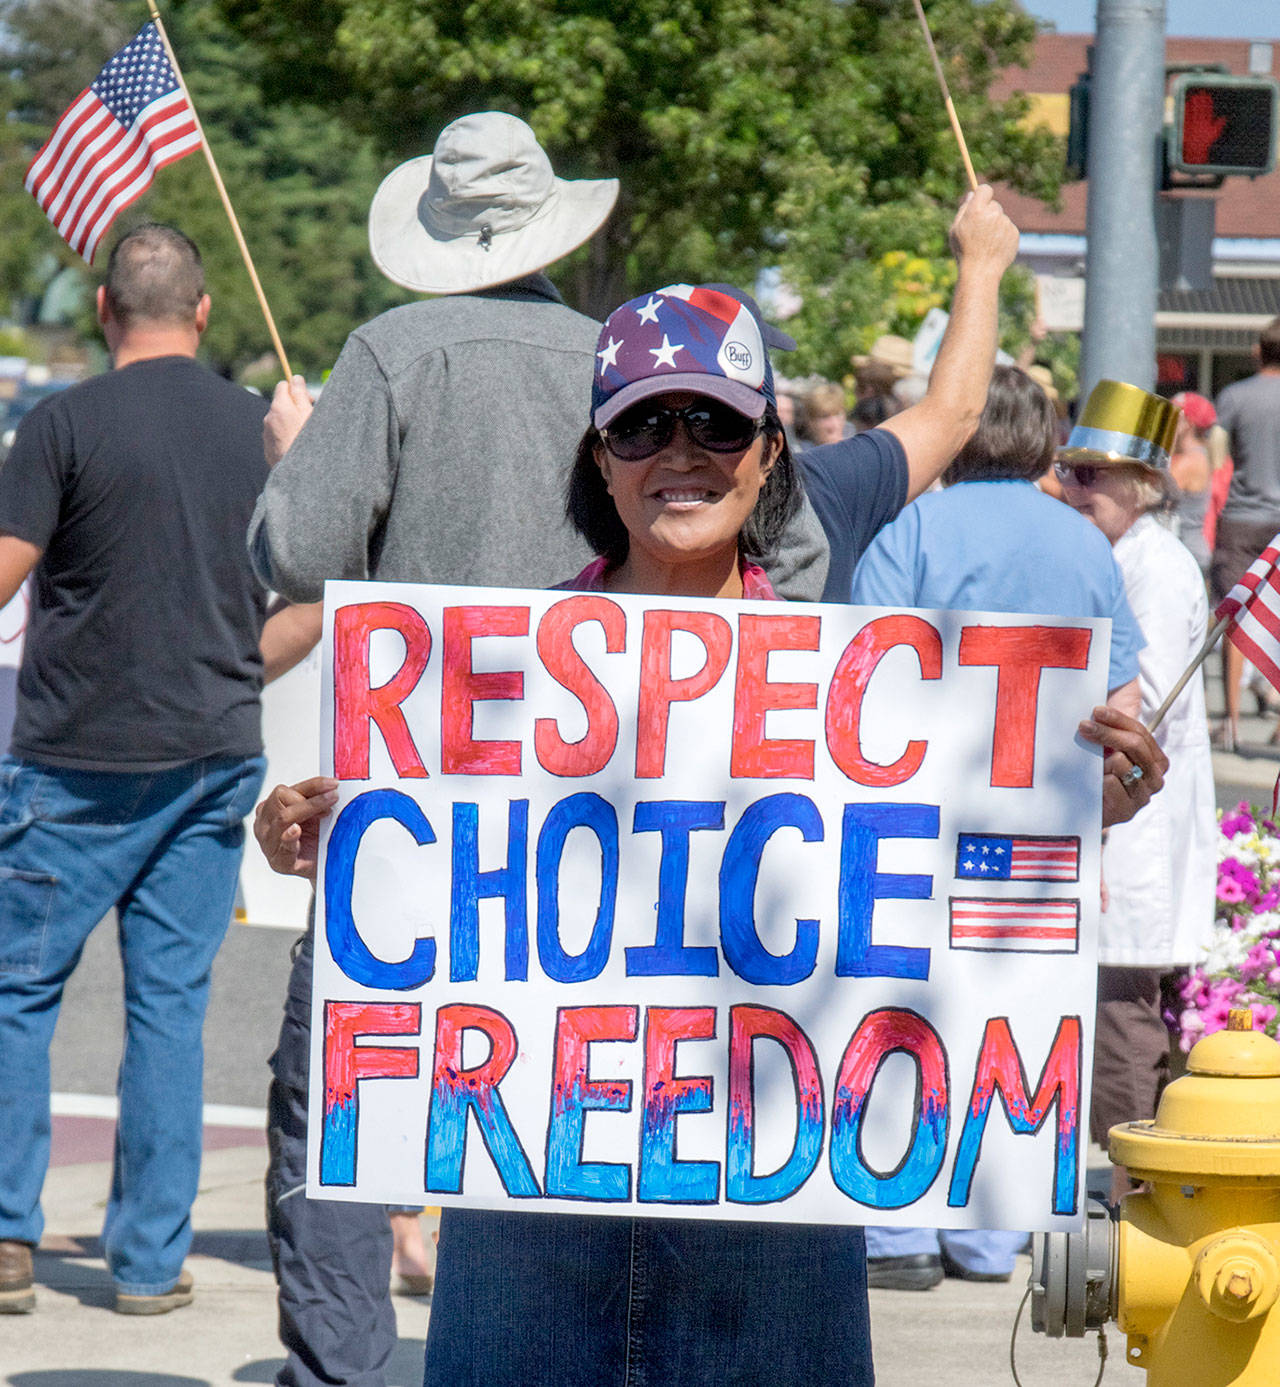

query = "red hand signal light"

[
  {"left": 1168, "top": 75, "right": 1278, "bottom": 179},
  {"left": 1180, "top": 88, "right": 1228, "bottom": 165}
]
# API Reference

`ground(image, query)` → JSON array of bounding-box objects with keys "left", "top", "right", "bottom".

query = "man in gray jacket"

[
  {"left": 250, "top": 121, "right": 828, "bottom": 602},
  {"left": 248, "top": 111, "right": 828, "bottom": 1387}
]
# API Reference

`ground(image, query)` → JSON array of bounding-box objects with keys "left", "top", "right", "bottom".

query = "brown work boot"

[
  {"left": 0, "top": 1239, "right": 35, "bottom": 1313},
  {"left": 114, "top": 1266, "right": 194, "bottom": 1316}
]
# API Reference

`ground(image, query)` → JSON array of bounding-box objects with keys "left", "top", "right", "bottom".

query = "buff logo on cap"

[
  {"left": 724, "top": 339, "right": 753, "bottom": 371},
  {"left": 591, "top": 283, "right": 771, "bottom": 429}
]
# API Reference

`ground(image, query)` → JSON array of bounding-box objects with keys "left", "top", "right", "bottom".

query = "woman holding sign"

[{"left": 256, "top": 290, "right": 1169, "bottom": 1387}]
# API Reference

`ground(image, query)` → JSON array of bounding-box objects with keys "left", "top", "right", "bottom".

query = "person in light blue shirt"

[
  {"left": 850, "top": 365, "right": 1143, "bottom": 1291},
  {"left": 852, "top": 365, "right": 1143, "bottom": 704}
]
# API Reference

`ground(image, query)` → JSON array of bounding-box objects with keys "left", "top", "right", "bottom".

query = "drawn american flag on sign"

[
  {"left": 949, "top": 898, "right": 1080, "bottom": 954},
  {"left": 24, "top": 22, "right": 200, "bottom": 263},
  {"left": 955, "top": 833, "right": 1080, "bottom": 883}
]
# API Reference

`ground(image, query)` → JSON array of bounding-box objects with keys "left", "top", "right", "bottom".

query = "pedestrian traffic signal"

[
  {"left": 1168, "top": 74, "right": 1279, "bottom": 178},
  {"left": 1065, "top": 73, "right": 1089, "bottom": 181}
]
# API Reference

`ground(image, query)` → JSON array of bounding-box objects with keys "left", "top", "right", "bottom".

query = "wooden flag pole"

[
  {"left": 145, "top": 0, "right": 292, "bottom": 378},
  {"left": 910, "top": 0, "right": 980, "bottom": 194},
  {"left": 1146, "top": 610, "right": 1232, "bottom": 735}
]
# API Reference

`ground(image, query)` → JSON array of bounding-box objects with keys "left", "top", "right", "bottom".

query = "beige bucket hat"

[
  {"left": 368, "top": 111, "right": 619, "bottom": 295},
  {"left": 851, "top": 334, "right": 916, "bottom": 379}
]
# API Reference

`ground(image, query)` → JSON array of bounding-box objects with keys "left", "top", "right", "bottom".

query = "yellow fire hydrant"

[{"left": 1109, "top": 1010, "right": 1280, "bottom": 1385}]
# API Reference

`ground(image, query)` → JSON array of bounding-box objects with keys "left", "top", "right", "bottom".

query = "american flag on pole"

[
  {"left": 24, "top": 23, "right": 201, "bottom": 263},
  {"left": 948, "top": 898, "right": 1080, "bottom": 954},
  {"left": 955, "top": 833, "right": 1080, "bottom": 883},
  {"left": 1215, "top": 536, "right": 1280, "bottom": 695}
]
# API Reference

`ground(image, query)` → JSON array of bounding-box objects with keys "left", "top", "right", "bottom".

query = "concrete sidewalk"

[
  {"left": 5, "top": 672, "right": 1268, "bottom": 1384},
  {"left": 1, "top": 1115, "right": 1116, "bottom": 1387},
  {"left": 1, "top": 1119, "right": 430, "bottom": 1387}
]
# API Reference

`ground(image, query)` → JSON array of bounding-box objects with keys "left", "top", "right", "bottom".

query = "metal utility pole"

[{"left": 1080, "top": 0, "right": 1167, "bottom": 399}]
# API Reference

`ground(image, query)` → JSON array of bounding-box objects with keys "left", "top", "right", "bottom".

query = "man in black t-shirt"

[{"left": 0, "top": 225, "right": 271, "bottom": 1316}]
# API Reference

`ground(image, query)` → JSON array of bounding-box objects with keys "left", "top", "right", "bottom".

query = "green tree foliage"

[
  {"left": 0, "top": 0, "right": 402, "bottom": 376},
  {"left": 0, "top": 1, "right": 128, "bottom": 324},
  {"left": 140, "top": 1, "right": 403, "bottom": 377},
  {"left": 218, "top": 0, "right": 1063, "bottom": 380},
  {"left": 2, "top": 0, "right": 129, "bottom": 116}
]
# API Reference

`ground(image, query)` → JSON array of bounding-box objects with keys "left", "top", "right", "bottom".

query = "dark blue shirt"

[{"left": 796, "top": 428, "right": 909, "bottom": 602}]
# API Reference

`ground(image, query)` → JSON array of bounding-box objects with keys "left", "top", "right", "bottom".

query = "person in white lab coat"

[{"left": 1056, "top": 382, "right": 1217, "bottom": 1198}]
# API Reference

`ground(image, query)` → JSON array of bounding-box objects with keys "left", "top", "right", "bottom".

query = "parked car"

[{"left": 0, "top": 381, "right": 70, "bottom": 460}]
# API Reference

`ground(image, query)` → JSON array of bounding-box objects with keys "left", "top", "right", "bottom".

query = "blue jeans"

[
  {"left": 424, "top": 1209, "right": 873, "bottom": 1386},
  {"left": 0, "top": 753, "right": 264, "bottom": 1295}
]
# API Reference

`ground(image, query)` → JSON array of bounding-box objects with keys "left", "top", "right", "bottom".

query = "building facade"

[{"left": 995, "top": 33, "right": 1280, "bottom": 398}]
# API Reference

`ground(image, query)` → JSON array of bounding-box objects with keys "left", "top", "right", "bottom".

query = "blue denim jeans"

[
  {"left": 423, "top": 1208, "right": 873, "bottom": 1386},
  {"left": 0, "top": 753, "right": 265, "bottom": 1295}
]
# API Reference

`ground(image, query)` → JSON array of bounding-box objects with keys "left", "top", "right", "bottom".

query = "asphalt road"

[
  {"left": 50, "top": 783, "right": 1271, "bottom": 1116},
  {"left": 51, "top": 912, "right": 298, "bottom": 1113},
  {"left": 26, "top": 668, "right": 1279, "bottom": 1387},
  {"left": 48, "top": 664, "right": 1280, "bottom": 1115}
]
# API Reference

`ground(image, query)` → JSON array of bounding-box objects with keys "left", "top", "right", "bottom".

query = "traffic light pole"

[{"left": 1080, "top": 0, "right": 1167, "bottom": 399}]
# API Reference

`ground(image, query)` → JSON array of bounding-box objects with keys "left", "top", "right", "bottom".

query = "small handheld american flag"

[
  {"left": 1215, "top": 537, "right": 1280, "bottom": 695},
  {"left": 1207, "top": 535, "right": 1280, "bottom": 813},
  {"left": 24, "top": 22, "right": 200, "bottom": 263}
]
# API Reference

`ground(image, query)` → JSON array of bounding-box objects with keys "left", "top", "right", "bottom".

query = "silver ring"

[{"left": 1121, "top": 764, "right": 1144, "bottom": 787}]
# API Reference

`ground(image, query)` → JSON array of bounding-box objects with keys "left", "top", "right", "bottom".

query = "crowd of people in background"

[
  {"left": 2, "top": 100, "right": 1273, "bottom": 1386},
  {"left": 779, "top": 315, "right": 1280, "bottom": 771},
  {"left": 779, "top": 333, "right": 926, "bottom": 451}
]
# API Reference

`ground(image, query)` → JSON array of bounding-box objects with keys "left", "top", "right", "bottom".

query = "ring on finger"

[{"left": 1121, "top": 764, "right": 1144, "bottom": 788}]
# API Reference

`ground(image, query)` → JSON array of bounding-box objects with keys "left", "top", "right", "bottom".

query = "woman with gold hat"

[{"left": 1056, "top": 380, "right": 1217, "bottom": 1198}]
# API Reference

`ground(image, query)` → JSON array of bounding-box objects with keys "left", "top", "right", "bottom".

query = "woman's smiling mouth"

[{"left": 651, "top": 486, "right": 719, "bottom": 504}]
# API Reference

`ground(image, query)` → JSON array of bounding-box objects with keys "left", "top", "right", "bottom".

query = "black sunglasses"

[
  {"left": 600, "top": 400, "right": 764, "bottom": 461},
  {"left": 1054, "top": 461, "right": 1101, "bottom": 488}
]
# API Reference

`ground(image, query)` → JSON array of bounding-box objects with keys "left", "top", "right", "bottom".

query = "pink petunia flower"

[
  {"left": 1178, "top": 1007, "right": 1206, "bottom": 1053},
  {"left": 1242, "top": 944, "right": 1272, "bottom": 982}
]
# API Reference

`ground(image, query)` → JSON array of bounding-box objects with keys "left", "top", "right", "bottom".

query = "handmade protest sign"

[{"left": 307, "top": 581, "right": 1109, "bottom": 1233}]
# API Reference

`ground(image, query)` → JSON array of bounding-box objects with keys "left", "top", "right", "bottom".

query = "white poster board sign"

[
  {"left": 238, "top": 643, "right": 323, "bottom": 929},
  {"left": 1036, "top": 275, "right": 1086, "bottom": 333},
  {"left": 307, "top": 581, "right": 1107, "bottom": 1233},
  {"left": 913, "top": 310, "right": 1013, "bottom": 374},
  {"left": 912, "top": 308, "right": 949, "bottom": 376},
  {"left": 0, "top": 582, "right": 28, "bottom": 670},
  {"left": 0, "top": 582, "right": 28, "bottom": 754}
]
